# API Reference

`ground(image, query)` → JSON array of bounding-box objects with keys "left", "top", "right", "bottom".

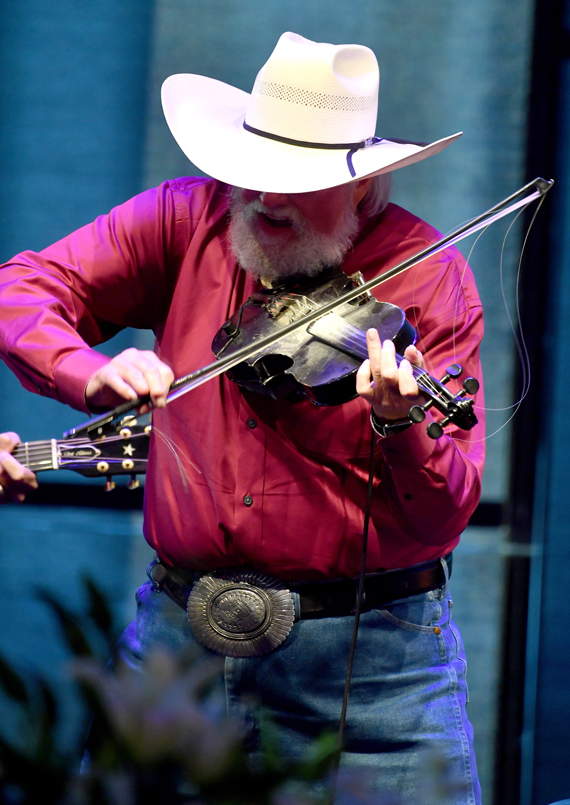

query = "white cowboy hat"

[{"left": 161, "top": 32, "right": 461, "bottom": 194}]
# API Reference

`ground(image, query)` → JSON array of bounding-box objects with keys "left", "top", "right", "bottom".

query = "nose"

[{"left": 259, "top": 192, "right": 291, "bottom": 208}]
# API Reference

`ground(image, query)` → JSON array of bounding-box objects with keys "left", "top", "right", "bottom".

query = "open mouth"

[{"left": 260, "top": 213, "right": 294, "bottom": 229}]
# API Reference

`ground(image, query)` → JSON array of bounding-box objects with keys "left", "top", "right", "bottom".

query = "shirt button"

[
  {"left": 243, "top": 495, "right": 253, "bottom": 506},
  {"left": 247, "top": 418, "right": 257, "bottom": 429}
]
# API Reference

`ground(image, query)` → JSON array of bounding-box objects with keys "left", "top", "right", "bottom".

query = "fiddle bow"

[{"left": 64, "top": 177, "right": 553, "bottom": 443}]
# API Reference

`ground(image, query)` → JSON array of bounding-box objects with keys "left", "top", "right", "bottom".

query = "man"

[{"left": 0, "top": 32, "right": 484, "bottom": 804}]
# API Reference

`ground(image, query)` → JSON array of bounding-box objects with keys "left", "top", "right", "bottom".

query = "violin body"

[{"left": 212, "top": 271, "right": 416, "bottom": 406}]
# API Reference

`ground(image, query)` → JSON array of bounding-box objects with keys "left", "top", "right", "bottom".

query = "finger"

[
  {"left": 0, "top": 432, "right": 21, "bottom": 452},
  {"left": 397, "top": 358, "right": 420, "bottom": 398},
  {"left": 365, "top": 328, "right": 382, "bottom": 367},
  {"left": 366, "top": 331, "right": 397, "bottom": 387},
  {"left": 85, "top": 350, "right": 173, "bottom": 410},
  {"left": 0, "top": 453, "right": 38, "bottom": 486},
  {"left": 403, "top": 344, "right": 426, "bottom": 370},
  {"left": 0, "top": 453, "right": 38, "bottom": 504},
  {"left": 111, "top": 350, "right": 173, "bottom": 407},
  {"left": 0, "top": 483, "right": 33, "bottom": 504},
  {"left": 378, "top": 339, "right": 399, "bottom": 389},
  {"left": 100, "top": 364, "right": 142, "bottom": 400},
  {"left": 127, "top": 351, "right": 174, "bottom": 408},
  {"left": 356, "top": 358, "right": 374, "bottom": 400}
]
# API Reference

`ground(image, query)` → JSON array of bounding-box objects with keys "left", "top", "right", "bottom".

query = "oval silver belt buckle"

[{"left": 187, "top": 569, "right": 295, "bottom": 657}]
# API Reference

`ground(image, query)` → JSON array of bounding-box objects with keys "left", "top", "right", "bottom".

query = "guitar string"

[
  {"left": 13, "top": 431, "right": 150, "bottom": 469},
  {"left": 12, "top": 431, "right": 150, "bottom": 457}
]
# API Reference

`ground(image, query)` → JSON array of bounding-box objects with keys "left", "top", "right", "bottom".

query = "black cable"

[{"left": 329, "top": 424, "right": 377, "bottom": 803}]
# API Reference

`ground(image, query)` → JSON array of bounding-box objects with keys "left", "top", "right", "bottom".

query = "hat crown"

[{"left": 245, "top": 32, "right": 379, "bottom": 145}]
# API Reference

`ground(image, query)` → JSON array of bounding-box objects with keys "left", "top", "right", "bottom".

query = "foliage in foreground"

[
  {"left": 0, "top": 580, "right": 463, "bottom": 805},
  {"left": 0, "top": 579, "right": 337, "bottom": 805}
]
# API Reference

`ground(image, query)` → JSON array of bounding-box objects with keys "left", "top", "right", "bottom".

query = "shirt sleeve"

[
  {"left": 0, "top": 180, "right": 195, "bottom": 412},
  {"left": 373, "top": 256, "right": 485, "bottom": 546}
]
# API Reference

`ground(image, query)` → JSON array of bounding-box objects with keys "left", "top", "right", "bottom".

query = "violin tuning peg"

[
  {"left": 439, "top": 364, "right": 463, "bottom": 386},
  {"left": 426, "top": 422, "right": 444, "bottom": 440},
  {"left": 105, "top": 477, "right": 116, "bottom": 492},
  {"left": 409, "top": 405, "right": 426, "bottom": 423},
  {"left": 462, "top": 377, "right": 479, "bottom": 395},
  {"left": 128, "top": 474, "right": 140, "bottom": 490},
  {"left": 445, "top": 364, "right": 463, "bottom": 379}
]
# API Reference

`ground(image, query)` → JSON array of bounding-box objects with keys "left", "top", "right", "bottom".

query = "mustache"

[{"left": 229, "top": 190, "right": 308, "bottom": 230}]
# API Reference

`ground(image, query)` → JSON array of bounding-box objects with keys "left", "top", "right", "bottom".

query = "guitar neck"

[{"left": 13, "top": 440, "right": 59, "bottom": 473}]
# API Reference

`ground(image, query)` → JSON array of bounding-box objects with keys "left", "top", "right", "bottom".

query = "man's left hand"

[
  {"left": 356, "top": 328, "right": 425, "bottom": 421},
  {"left": 0, "top": 432, "right": 38, "bottom": 504}
]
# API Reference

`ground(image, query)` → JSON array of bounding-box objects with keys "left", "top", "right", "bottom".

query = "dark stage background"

[{"left": 0, "top": 2, "right": 569, "bottom": 803}]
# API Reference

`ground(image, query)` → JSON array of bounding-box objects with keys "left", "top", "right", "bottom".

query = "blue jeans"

[{"left": 118, "top": 580, "right": 480, "bottom": 805}]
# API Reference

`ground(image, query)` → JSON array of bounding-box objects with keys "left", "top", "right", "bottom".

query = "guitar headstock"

[{"left": 59, "top": 415, "right": 151, "bottom": 489}]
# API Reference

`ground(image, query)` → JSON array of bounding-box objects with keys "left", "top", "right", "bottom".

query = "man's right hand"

[
  {"left": 85, "top": 348, "right": 175, "bottom": 411},
  {"left": 0, "top": 432, "right": 38, "bottom": 504}
]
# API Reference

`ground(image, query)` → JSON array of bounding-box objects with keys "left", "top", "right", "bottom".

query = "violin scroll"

[{"left": 408, "top": 364, "right": 479, "bottom": 439}]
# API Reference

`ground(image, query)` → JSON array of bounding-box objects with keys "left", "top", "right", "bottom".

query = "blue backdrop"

[{"left": 4, "top": 2, "right": 569, "bottom": 803}]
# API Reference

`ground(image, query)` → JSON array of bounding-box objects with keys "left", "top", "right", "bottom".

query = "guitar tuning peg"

[
  {"left": 128, "top": 475, "right": 140, "bottom": 490},
  {"left": 105, "top": 477, "right": 116, "bottom": 492}
]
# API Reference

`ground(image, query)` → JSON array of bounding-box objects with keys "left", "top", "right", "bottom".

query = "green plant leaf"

[
  {"left": 83, "top": 576, "right": 114, "bottom": 639},
  {"left": 0, "top": 653, "right": 29, "bottom": 705},
  {"left": 35, "top": 676, "right": 59, "bottom": 762},
  {"left": 37, "top": 590, "right": 93, "bottom": 658}
]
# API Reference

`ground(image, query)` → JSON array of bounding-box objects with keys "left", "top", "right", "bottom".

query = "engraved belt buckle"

[{"left": 187, "top": 568, "right": 295, "bottom": 657}]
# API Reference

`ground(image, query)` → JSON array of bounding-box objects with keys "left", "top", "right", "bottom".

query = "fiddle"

[
  {"left": 212, "top": 270, "right": 479, "bottom": 437},
  {"left": 64, "top": 178, "right": 552, "bottom": 444}
]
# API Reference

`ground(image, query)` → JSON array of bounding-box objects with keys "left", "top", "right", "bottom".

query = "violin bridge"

[
  {"left": 347, "top": 271, "right": 372, "bottom": 302},
  {"left": 265, "top": 293, "right": 318, "bottom": 323}
]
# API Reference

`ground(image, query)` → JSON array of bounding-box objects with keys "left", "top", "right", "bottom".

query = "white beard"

[{"left": 227, "top": 188, "right": 360, "bottom": 284}]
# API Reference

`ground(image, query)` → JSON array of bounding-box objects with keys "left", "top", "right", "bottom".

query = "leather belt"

[{"left": 147, "top": 553, "right": 452, "bottom": 620}]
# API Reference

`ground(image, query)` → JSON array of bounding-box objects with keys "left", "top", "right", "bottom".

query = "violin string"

[
  {"left": 412, "top": 195, "right": 542, "bottom": 443},
  {"left": 451, "top": 225, "right": 492, "bottom": 364},
  {"left": 496, "top": 200, "right": 538, "bottom": 407},
  {"left": 474, "top": 198, "right": 542, "bottom": 414},
  {"left": 511, "top": 197, "right": 545, "bottom": 401},
  {"left": 453, "top": 195, "right": 546, "bottom": 442},
  {"left": 409, "top": 219, "right": 489, "bottom": 381},
  {"left": 391, "top": 212, "right": 525, "bottom": 440}
]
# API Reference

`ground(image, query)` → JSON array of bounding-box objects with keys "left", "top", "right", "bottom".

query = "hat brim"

[{"left": 162, "top": 74, "right": 462, "bottom": 194}]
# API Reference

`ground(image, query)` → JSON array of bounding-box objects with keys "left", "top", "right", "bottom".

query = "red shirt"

[{"left": 0, "top": 177, "right": 485, "bottom": 579}]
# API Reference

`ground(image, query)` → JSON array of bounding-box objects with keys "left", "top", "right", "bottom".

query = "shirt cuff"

[
  {"left": 54, "top": 348, "right": 111, "bottom": 413},
  {"left": 376, "top": 412, "right": 439, "bottom": 466}
]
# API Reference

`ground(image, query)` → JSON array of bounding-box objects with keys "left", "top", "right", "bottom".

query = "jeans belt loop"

[
  {"left": 440, "top": 555, "right": 450, "bottom": 596},
  {"left": 147, "top": 556, "right": 165, "bottom": 589}
]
